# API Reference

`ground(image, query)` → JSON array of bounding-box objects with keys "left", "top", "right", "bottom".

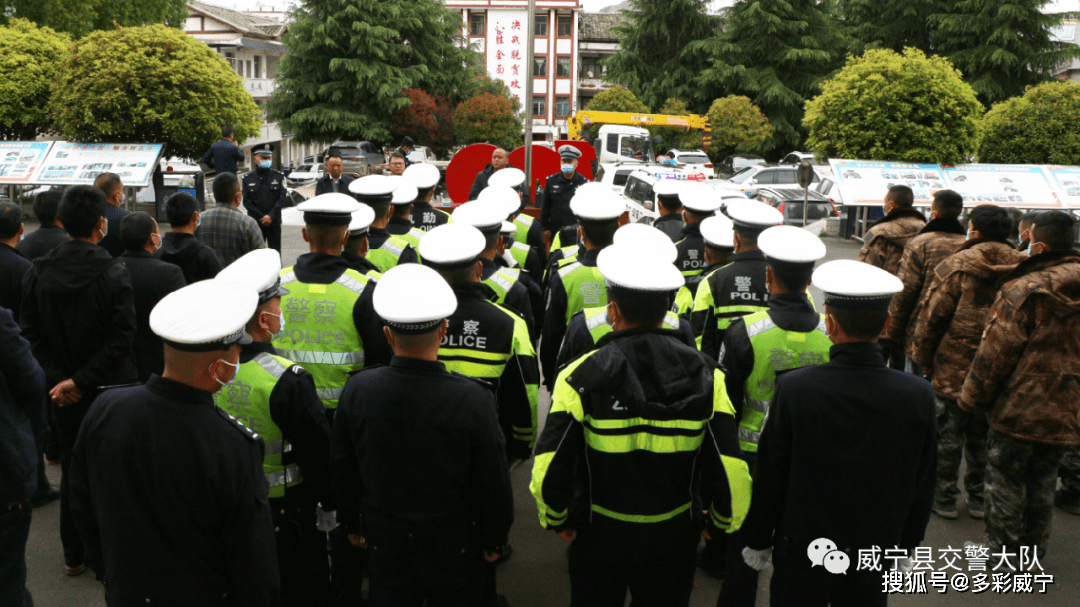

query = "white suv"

[
  {"left": 668, "top": 150, "right": 714, "bottom": 176},
  {"left": 719, "top": 164, "right": 820, "bottom": 195},
  {"left": 621, "top": 168, "right": 744, "bottom": 223}
]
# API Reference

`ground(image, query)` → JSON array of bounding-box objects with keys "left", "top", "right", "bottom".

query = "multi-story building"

[
  {"left": 445, "top": 0, "right": 582, "bottom": 141},
  {"left": 577, "top": 12, "right": 626, "bottom": 113}
]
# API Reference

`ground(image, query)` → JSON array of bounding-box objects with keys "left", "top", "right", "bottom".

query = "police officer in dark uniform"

[
  {"left": 243, "top": 143, "right": 288, "bottom": 253},
  {"left": 215, "top": 250, "right": 333, "bottom": 607},
  {"left": 675, "top": 183, "right": 720, "bottom": 282},
  {"left": 340, "top": 205, "right": 383, "bottom": 278},
  {"left": 349, "top": 175, "right": 419, "bottom": 272},
  {"left": 385, "top": 183, "right": 426, "bottom": 250},
  {"left": 692, "top": 201, "right": 783, "bottom": 360},
  {"left": 69, "top": 280, "right": 279, "bottom": 605},
  {"left": 672, "top": 215, "right": 735, "bottom": 319},
  {"left": 487, "top": 167, "right": 548, "bottom": 264},
  {"left": 740, "top": 260, "right": 937, "bottom": 607},
  {"left": 652, "top": 180, "right": 686, "bottom": 242},
  {"left": 330, "top": 263, "right": 513, "bottom": 605},
  {"left": 404, "top": 163, "right": 450, "bottom": 232},
  {"left": 541, "top": 146, "right": 589, "bottom": 238},
  {"left": 394, "top": 136, "right": 415, "bottom": 168}
]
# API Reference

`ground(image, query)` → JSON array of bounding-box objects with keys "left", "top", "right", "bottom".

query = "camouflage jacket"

[
  {"left": 959, "top": 250, "right": 1080, "bottom": 446},
  {"left": 911, "top": 240, "right": 1026, "bottom": 401},
  {"left": 885, "top": 218, "right": 967, "bottom": 352},
  {"left": 856, "top": 209, "right": 927, "bottom": 275}
]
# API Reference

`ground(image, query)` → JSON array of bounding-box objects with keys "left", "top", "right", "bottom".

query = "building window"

[
  {"left": 535, "top": 14, "right": 548, "bottom": 37},
  {"left": 533, "top": 56, "right": 547, "bottom": 78},
  {"left": 254, "top": 55, "right": 262, "bottom": 79},
  {"left": 533, "top": 95, "right": 546, "bottom": 117},
  {"left": 557, "top": 15, "right": 572, "bottom": 37},
  {"left": 470, "top": 13, "right": 485, "bottom": 36},
  {"left": 581, "top": 56, "right": 606, "bottom": 78},
  {"left": 557, "top": 56, "right": 571, "bottom": 78},
  {"left": 246, "top": 60, "right": 252, "bottom": 78},
  {"left": 555, "top": 96, "right": 571, "bottom": 117}
]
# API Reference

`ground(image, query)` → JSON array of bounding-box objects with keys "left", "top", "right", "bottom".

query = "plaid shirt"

[{"left": 194, "top": 203, "right": 266, "bottom": 268}]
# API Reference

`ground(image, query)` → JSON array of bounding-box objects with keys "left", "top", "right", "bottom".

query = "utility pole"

[{"left": 523, "top": 0, "right": 536, "bottom": 205}]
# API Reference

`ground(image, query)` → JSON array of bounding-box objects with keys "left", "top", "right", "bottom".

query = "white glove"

[
  {"left": 897, "top": 557, "right": 914, "bottom": 574},
  {"left": 316, "top": 505, "right": 338, "bottom": 532},
  {"left": 742, "top": 546, "right": 772, "bottom": 571}
]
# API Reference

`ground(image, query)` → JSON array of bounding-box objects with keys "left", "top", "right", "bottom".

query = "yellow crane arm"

[{"left": 568, "top": 111, "right": 711, "bottom": 149}]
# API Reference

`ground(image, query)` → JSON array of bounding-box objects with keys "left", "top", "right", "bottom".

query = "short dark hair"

[
  {"left": 828, "top": 305, "right": 889, "bottom": 341},
  {"left": 481, "top": 232, "right": 500, "bottom": 253},
  {"left": 415, "top": 186, "right": 435, "bottom": 200},
  {"left": 120, "top": 212, "right": 157, "bottom": 251},
  {"left": 734, "top": 225, "right": 765, "bottom": 245},
  {"left": 165, "top": 192, "right": 199, "bottom": 227},
  {"left": 886, "top": 185, "right": 914, "bottom": 208},
  {"left": 657, "top": 195, "right": 681, "bottom": 213},
  {"left": 94, "top": 172, "right": 122, "bottom": 197},
  {"left": 364, "top": 199, "right": 392, "bottom": 219},
  {"left": 221, "top": 125, "right": 234, "bottom": 138},
  {"left": 969, "top": 205, "right": 1013, "bottom": 242},
  {"left": 581, "top": 220, "right": 618, "bottom": 248},
  {"left": 59, "top": 185, "right": 107, "bottom": 238},
  {"left": 438, "top": 263, "right": 479, "bottom": 285},
  {"left": 33, "top": 190, "right": 63, "bottom": 225},
  {"left": 343, "top": 233, "right": 367, "bottom": 255},
  {"left": 931, "top": 189, "right": 963, "bottom": 219},
  {"left": 392, "top": 204, "right": 413, "bottom": 219},
  {"left": 683, "top": 208, "right": 713, "bottom": 222},
  {"left": 1020, "top": 211, "right": 1043, "bottom": 226},
  {"left": 306, "top": 224, "right": 348, "bottom": 250},
  {"left": 213, "top": 172, "right": 241, "bottom": 204},
  {"left": 607, "top": 286, "right": 668, "bottom": 327},
  {"left": 769, "top": 261, "right": 813, "bottom": 292},
  {"left": 0, "top": 202, "right": 22, "bottom": 240},
  {"left": 389, "top": 152, "right": 406, "bottom": 161},
  {"left": 1032, "top": 211, "right": 1077, "bottom": 251}
]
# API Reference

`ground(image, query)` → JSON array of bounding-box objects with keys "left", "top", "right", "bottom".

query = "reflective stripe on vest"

[
  {"left": 484, "top": 267, "right": 521, "bottom": 304},
  {"left": 739, "top": 311, "right": 831, "bottom": 452},
  {"left": 367, "top": 237, "right": 408, "bottom": 272},
  {"left": 266, "top": 465, "right": 302, "bottom": 488},
  {"left": 273, "top": 268, "right": 369, "bottom": 410},
  {"left": 509, "top": 242, "right": 530, "bottom": 269},
  {"left": 583, "top": 307, "right": 680, "bottom": 343},
  {"left": 214, "top": 352, "right": 301, "bottom": 498},
  {"left": 514, "top": 215, "right": 534, "bottom": 245}
]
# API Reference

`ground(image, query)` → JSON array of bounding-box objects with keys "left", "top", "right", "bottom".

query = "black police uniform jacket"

[
  {"left": 341, "top": 252, "right": 382, "bottom": 278},
  {"left": 540, "top": 248, "right": 598, "bottom": 390},
  {"left": 692, "top": 249, "right": 770, "bottom": 360},
  {"left": 69, "top": 376, "right": 280, "bottom": 605},
  {"left": 675, "top": 222, "right": 707, "bottom": 276},
  {"left": 652, "top": 213, "right": 685, "bottom": 243},
  {"left": 742, "top": 342, "right": 937, "bottom": 555},
  {"left": 409, "top": 200, "right": 451, "bottom": 233},
  {"left": 242, "top": 168, "right": 288, "bottom": 224},
  {"left": 314, "top": 173, "right": 356, "bottom": 197},
  {"left": 541, "top": 172, "right": 588, "bottom": 232},
  {"left": 118, "top": 250, "right": 187, "bottom": 382},
  {"left": 330, "top": 356, "right": 513, "bottom": 551},
  {"left": 557, "top": 308, "right": 696, "bottom": 370}
]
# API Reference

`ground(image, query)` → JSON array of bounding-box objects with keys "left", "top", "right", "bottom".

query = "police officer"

[
  {"left": 418, "top": 223, "right": 540, "bottom": 464},
  {"left": 541, "top": 182, "right": 610, "bottom": 286},
  {"left": 348, "top": 175, "right": 418, "bottom": 272},
  {"left": 404, "top": 163, "right": 450, "bottom": 232},
  {"left": 340, "top": 205, "right": 382, "bottom": 278},
  {"left": 673, "top": 215, "right": 735, "bottom": 318},
  {"left": 675, "top": 182, "right": 719, "bottom": 280},
  {"left": 215, "top": 249, "right": 332, "bottom": 607},
  {"left": 480, "top": 184, "right": 546, "bottom": 281},
  {"left": 329, "top": 264, "right": 513, "bottom": 605},
  {"left": 557, "top": 224, "right": 695, "bottom": 370},
  {"left": 692, "top": 201, "right": 783, "bottom": 359},
  {"left": 243, "top": 143, "right": 288, "bottom": 252},
  {"left": 530, "top": 242, "right": 751, "bottom": 606},
  {"left": 394, "top": 136, "right": 415, "bottom": 167},
  {"left": 452, "top": 199, "right": 538, "bottom": 343},
  {"left": 714, "top": 226, "right": 830, "bottom": 607},
  {"left": 69, "top": 280, "right": 279, "bottom": 604},
  {"left": 740, "top": 260, "right": 936, "bottom": 607},
  {"left": 496, "top": 219, "right": 546, "bottom": 340},
  {"left": 385, "top": 182, "right": 426, "bottom": 249},
  {"left": 541, "top": 145, "right": 589, "bottom": 238},
  {"left": 652, "top": 180, "right": 686, "bottom": 242},
  {"left": 488, "top": 167, "right": 547, "bottom": 263},
  {"left": 539, "top": 188, "right": 624, "bottom": 391}
]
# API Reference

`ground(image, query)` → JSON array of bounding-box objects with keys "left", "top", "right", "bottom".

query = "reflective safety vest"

[
  {"left": 508, "top": 241, "right": 531, "bottom": 270},
  {"left": 214, "top": 352, "right": 301, "bottom": 498},
  {"left": 557, "top": 261, "right": 606, "bottom": 323},
  {"left": 739, "top": 310, "right": 831, "bottom": 452},
  {"left": 544, "top": 245, "right": 579, "bottom": 283},
  {"left": 583, "top": 306, "right": 681, "bottom": 342},
  {"left": 395, "top": 227, "right": 425, "bottom": 250},
  {"left": 273, "top": 268, "right": 370, "bottom": 409},
  {"left": 513, "top": 214, "right": 536, "bottom": 247},
  {"left": 367, "top": 235, "right": 412, "bottom": 273},
  {"left": 673, "top": 285, "right": 694, "bottom": 316},
  {"left": 483, "top": 267, "right": 522, "bottom": 306}
]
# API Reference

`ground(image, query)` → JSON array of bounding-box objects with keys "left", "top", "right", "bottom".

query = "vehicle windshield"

[
  {"left": 328, "top": 146, "right": 363, "bottom": 159},
  {"left": 294, "top": 164, "right": 313, "bottom": 172},
  {"left": 733, "top": 157, "right": 765, "bottom": 171},
  {"left": 620, "top": 135, "right": 649, "bottom": 160},
  {"left": 784, "top": 202, "right": 832, "bottom": 221},
  {"left": 729, "top": 167, "right": 756, "bottom": 183},
  {"left": 678, "top": 154, "right": 710, "bottom": 164},
  {"left": 407, "top": 150, "right": 426, "bottom": 163}
]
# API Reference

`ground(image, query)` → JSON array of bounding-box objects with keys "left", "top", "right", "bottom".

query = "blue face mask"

[
  {"left": 1027, "top": 243, "right": 1034, "bottom": 256},
  {"left": 965, "top": 231, "right": 971, "bottom": 242},
  {"left": 258, "top": 160, "right": 271, "bottom": 169},
  {"left": 561, "top": 163, "right": 574, "bottom": 174}
]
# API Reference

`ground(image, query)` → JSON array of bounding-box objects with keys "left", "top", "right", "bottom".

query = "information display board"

[
  {"left": 943, "top": 164, "right": 1063, "bottom": 209},
  {"left": 828, "top": 160, "right": 947, "bottom": 206},
  {"left": 33, "top": 142, "right": 165, "bottom": 187},
  {"left": 1045, "top": 165, "right": 1080, "bottom": 208},
  {"left": 0, "top": 141, "right": 55, "bottom": 184}
]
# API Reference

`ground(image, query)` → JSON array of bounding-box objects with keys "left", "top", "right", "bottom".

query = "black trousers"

[
  {"left": 0, "top": 506, "right": 32, "bottom": 607},
  {"left": 54, "top": 397, "right": 91, "bottom": 568},
  {"left": 274, "top": 500, "right": 329, "bottom": 607},
  {"left": 365, "top": 527, "right": 493, "bottom": 607},
  {"left": 260, "top": 222, "right": 282, "bottom": 253},
  {"left": 568, "top": 515, "right": 699, "bottom": 607},
  {"left": 329, "top": 526, "right": 366, "bottom": 607},
  {"left": 769, "top": 539, "right": 886, "bottom": 607}
]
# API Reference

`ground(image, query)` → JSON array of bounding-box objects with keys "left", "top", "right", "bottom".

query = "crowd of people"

[{"left": 0, "top": 144, "right": 1078, "bottom": 607}]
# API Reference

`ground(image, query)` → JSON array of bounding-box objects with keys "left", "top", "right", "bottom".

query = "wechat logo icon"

[{"left": 808, "top": 537, "right": 850, "bottom": 575}]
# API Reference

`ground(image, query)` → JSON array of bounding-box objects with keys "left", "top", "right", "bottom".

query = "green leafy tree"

[
  {"left": 930, "top": 0, "right": 1080, "bottom": 105},
  {"left": 583, "top": 85, "right": 651, "bottom": 141},
  {"left": 454, "top": 93, "right": 521, "bottom": 151},
  {"left": 840, "top": 0, "right": 943, "bottom": 55},
  {"left": 804, "top": 48, "right": 983, "bottom": 165},
  {"left": 604, "top": 0, "right": 717, "bottom": 111},
  {"left": 0, "top": 19, "right": 70, "bottom": 140},
  {"left": 705, "top": 95, "right": 773, "bottom": 159},
  {"left": 50, "top": 25, "right": 260, "bottom": 160},
  {"left": 463, "top": 74, "right": 521, "bottom": 115},
  {"left": 268, "top": 0, "right": 479, "bottom": 144},
  {"left": 389, "top": 88, "right": 455, "bottom": 158},
  {"left": 653, "top": 98, "right": 703, "bottom": 153},
  {"left": 1, "top": 0, "right": 186, "bottom": 38},
  {"left": 979, "top": 81, "right": 1080, "bottom": 164},
  {"left": 691, "top": 0, "right": 849, "bottom": 155}
]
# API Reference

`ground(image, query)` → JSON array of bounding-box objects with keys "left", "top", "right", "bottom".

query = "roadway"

[{"left": 23, "top": 230, "right": 1080, "bottom": 606}]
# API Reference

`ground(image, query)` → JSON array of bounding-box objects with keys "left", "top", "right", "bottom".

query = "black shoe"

[
  {"left": 1055, "top": 490, "right": 1080, "bottom": 515},
  {"left": 494, "top": 543, "right": 512, "bottom": 565},
  {"left": 32, "top": 485, "right": 60, "bottom": 508},
  {"left": 696, "top": 549, "right": 724, "bottom": 579}
]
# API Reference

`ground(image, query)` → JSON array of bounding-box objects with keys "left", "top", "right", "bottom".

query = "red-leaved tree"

[
  {"left": 390, "top": 88, "right": 456, "bottom": 158},
  {"left": 454, "top": 93, "right": 521, "bottom": 151}
]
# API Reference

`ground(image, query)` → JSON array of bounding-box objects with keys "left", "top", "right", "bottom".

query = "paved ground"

[{"left": 23, "top": 230, "right": 1080, "bottom": 606}]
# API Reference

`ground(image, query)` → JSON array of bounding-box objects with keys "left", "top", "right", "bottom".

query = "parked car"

[
  {"left": 595, "top": 162, "right": 652, "bottom": 196},
  {"left": 618, "top": 166, "right": 715, "bottom": 223},
  {"left": 716, "top": 155, "right": 765, "bottom": 180},
  {"left": 719, "top": 163, "right": 822, "bottom": 195},
  {"left": 753, "top": 187, "right": 838, "bottom": 226},
  {"left": 667, "top": 149, "right": 714, "bottom": 175},
  {"left": 286, "top": 163, "right": 324, "bottom": 188},
  {"left": 326, "top": 141, "right": 385, "bottom": 177}
]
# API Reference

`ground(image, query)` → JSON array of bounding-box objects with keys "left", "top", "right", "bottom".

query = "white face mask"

[
  {"left": 263, "top": 311, "right": 285, "bottom": 340},
  {"left": 99, "top": 218, "right": 108, "bottom": 239},
  {"left": 211, "top": 359, "right": 240, "bottom": 386}
]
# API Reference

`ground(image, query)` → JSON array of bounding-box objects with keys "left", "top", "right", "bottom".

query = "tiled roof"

[
  {"left": 188, "top": 1, "right": 287, "bottom": 39},
  {"left": 580, "top": 13, "right": 628, "bottom": 41}
]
